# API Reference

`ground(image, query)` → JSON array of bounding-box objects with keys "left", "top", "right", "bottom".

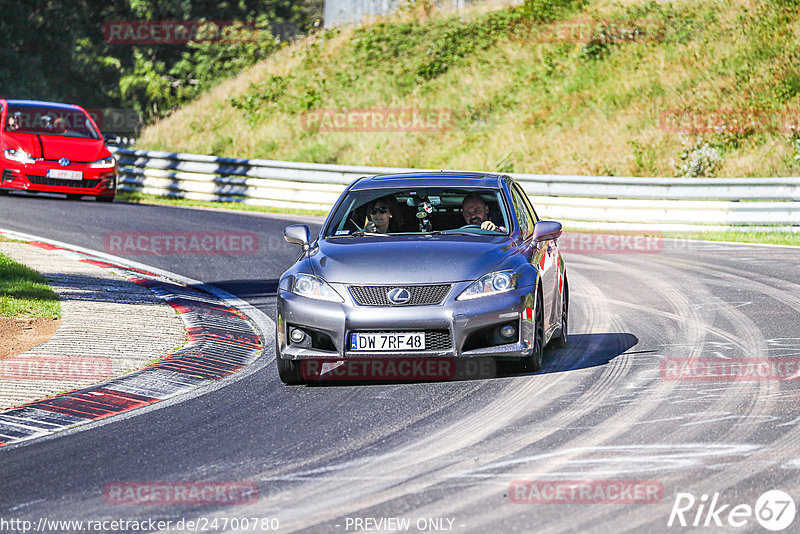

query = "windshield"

[
  {"left": 4, "top": 105, "right": 100, "bottom": 139},
  {"left": 324, "top": 187, "right": 511, "bottom": 238}
]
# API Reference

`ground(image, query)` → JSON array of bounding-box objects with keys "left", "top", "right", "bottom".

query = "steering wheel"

[{"left": 459, "top": 224, "right": 484, "bottom": 229}]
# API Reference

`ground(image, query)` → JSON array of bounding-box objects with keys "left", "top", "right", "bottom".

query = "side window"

[
  {"left": 510, "top": 185, "right": 534, "bottom": 238},
  {"left": 514, "top": 183, "right": 539, "bottom": 223}
]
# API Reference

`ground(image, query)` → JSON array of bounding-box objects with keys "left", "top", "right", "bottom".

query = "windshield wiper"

[
  {"left": 350, "top": 230, "right": 383, "bottom": 237},
  {"left": 425, "top": 230, "right": 481, "bottom": 236},
  {"left": 329, "top": 230, "right": 383, "bottom": 238}
]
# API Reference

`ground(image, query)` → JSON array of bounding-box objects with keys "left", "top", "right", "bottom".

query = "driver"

[
  {"left": 461, "top": 194, "right": 503, "bottom": 231},
  {"left": 52, "top": 116, "right": 67, "bottom": 134}
]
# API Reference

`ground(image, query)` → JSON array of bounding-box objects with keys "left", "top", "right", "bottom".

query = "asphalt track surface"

[{"left": 2, "top": 192, "right": 800, "bottom": 533}]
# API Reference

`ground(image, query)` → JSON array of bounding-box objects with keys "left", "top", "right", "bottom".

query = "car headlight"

[
  {"left": 292, "top": 274, "right": 343, "bottom": 302},
  {"left": 89, "top": 155, "right": 116, "bottom": 169},
  {"left": 4, "top": 149, "right": 35, "bottom": 164},
  {"left": 456, "top": 270, "right": 517, "bottom": 300}
]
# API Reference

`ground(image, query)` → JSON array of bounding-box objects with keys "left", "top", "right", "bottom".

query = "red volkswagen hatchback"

[{"left": 0, "top": 99, "right": 116, "bottom": 201}]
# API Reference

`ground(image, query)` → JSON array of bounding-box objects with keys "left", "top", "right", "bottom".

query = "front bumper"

[
  {"left": 1, "top": 162, "right": 116, "bottom": 197},
  {"left": 277, "top": 282, "right": 537, "bottom": 361}
]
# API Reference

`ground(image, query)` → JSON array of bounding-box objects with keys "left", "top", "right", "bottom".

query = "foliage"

[
  {"left": 229, "top": 0, "right": 590, "bottom": 128},
  {"left": 674, "top": 136, "right": 722, "bottom": 178},
  {"left": 788, "top": 130, "right": 800, "bottom": 162},
  {"left": 230, "top": 75, "right": 290, "bottom": 125},
  {"left": 0, "top": 0, "right": 321, "bottom": 127}
]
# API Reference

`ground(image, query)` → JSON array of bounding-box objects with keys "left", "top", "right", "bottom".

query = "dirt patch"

[{"left": 0, "top": 317, "right": 61, "bottom": 359}]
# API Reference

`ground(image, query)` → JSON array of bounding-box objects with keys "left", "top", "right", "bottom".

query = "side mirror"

[
  {"left": 533, "top": 220, "right": 562, "bottom": 242},
  {"left": 103, "top": 133, "right": 120, "bottom": 146},
  {"left": 284, "top": 224, "right": 311, "bottom": 249}
]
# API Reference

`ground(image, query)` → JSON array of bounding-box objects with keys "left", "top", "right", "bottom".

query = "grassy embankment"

[
  {"left": 127, "top": 0, "right": 800, "bottom": 245},
  {"left": 0, "top": 251, "right": 61, "bottom": 319},
  {"left": 138, "top": 0, "right": 800, "bottom": 176}
]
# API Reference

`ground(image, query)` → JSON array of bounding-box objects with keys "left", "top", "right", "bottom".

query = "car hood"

[
  {"left": 2, "top": 132, "right": 107, "bottom": 162},
  {"left": 311, "top": 235, "right": 517, "bottom": 284}
]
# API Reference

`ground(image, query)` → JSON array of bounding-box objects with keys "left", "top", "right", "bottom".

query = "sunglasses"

[{"left": 370, "top": 207, "right": 389, "bottom": 215}]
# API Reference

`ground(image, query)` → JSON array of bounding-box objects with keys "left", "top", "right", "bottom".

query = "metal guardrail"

[{"left": 111, "top": 148, "right": 800, "bottom": 232}]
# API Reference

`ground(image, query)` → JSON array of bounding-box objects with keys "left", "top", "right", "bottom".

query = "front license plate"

[
  {"left": 350, "top": 332, "right": 425, "bottom": 351},
  {"left": 47, "top": 169, "right": 83, "bottom": 180}
]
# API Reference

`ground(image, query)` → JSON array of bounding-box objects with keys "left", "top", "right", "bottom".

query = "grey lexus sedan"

[{"left": 276, "top": 172, "right": 568, "bottom": 384}]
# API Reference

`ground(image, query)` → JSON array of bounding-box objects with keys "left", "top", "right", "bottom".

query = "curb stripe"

[{"left": 0, "top": 237, "right": 264, "bottom": 447}]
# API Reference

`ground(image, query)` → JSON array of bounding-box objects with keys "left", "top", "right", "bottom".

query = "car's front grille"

[
  {"left": 349, "top": 285, "right": 451, "bottom": 306},
  {"left": 26, "top": 175, "right": 100, "bottom": 188},
  {"left": 349, "top": 330, "right": 452, "bottom": 352}
]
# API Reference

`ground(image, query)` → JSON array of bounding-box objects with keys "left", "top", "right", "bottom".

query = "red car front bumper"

[{"left": 0, "top": 162, "right": 116, "bottom": 198}]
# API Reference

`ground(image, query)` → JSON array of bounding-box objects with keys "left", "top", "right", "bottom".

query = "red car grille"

[{"left": 26, "top": 175, "right": 101, "bottom": 188}]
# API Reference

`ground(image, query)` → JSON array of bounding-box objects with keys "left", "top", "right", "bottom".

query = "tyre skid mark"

[
  {"left": 346, "top": 256, "right": 758, "bottom": 533},
  {"left": 652, "top": 257, "right": 800, "bottom": 503},
  {"left": 243, "top": 268, "right": 644, "bottom": 531},
  {"left": 535, "top": 252, "right": 800, "bottom": 533}
]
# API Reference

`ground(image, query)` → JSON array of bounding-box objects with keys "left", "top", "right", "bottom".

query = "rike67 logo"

[{"left": 668, "top": 490, "right": 796, "bottom": 531}]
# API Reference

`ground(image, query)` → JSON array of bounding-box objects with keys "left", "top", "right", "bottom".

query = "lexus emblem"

[
  {"left": 58, "top": 158, "right": 70, "bottom": 167},
  {"left": 387, "top": 287, "right": 411, "bottom": 305}
]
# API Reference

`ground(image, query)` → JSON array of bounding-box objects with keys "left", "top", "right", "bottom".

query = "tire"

[
  {"left": 552, "top": 277, "right": 568, "bottom": 348},
  {"left": 96, "top": 195, "right": 115, "bottom": 203},
  {"left": 0, "top": 188, "right": 9, "bottom": 196},
  {"left": 276, "top": 356, "right": 304, "bottom": 385},
  {"left": 521, "top": 289, "right": 545, "bottom": 372}
]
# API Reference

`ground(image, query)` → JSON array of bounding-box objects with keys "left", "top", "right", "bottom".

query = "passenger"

[
  {"left": 6, "top": 112, "right": 21, "bottom": 132},
  {"left": 461, "top": 194, "right": 503, "bottom": 231},
  {"left": 365, "top": 196, "right": 404, "bottom": 233}
]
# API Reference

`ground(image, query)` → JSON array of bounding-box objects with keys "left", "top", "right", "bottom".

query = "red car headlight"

[
  {"left": 4, "top": 148, "right": 35, "bottom": 164},
  {"left": 89, "top": 155, "right": 116, "bottom": 169}
]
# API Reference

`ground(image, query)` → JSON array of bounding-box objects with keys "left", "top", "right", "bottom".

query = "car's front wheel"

[
  {"left": 276, "top": 356, "right": 304, "bottom": 385},
  {"left": 520, "top": 290, "right": 545, "bottom": 372},
  {"left": 96, "top": 195, "right": 114, "bottom": 203}
]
